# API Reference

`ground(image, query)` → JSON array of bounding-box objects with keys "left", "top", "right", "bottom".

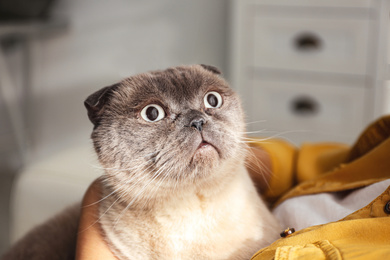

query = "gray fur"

[
  {"left": 88, "top": 65, "right": 246, "bottom": 208},
  {"left": 1, "top": 204, "right": 80, "bottom": 260},
  {"left": 2, "top": 65, "right": 280, "bottom": 260},
  {"left": 89, "top": 65, "right": 280, "bottom": 259}
]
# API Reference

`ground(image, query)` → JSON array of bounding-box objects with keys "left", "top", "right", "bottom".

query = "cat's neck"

[
  {"left": 152, "top": 162, "right": 256, "bottom": 214},
  {"left": 102, "top": 159, "right": 250, "bottom": 212}
]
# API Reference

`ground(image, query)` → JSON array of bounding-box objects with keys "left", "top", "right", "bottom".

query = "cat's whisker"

[
  {"left": 245, "top": 120, "right": 267, "bottom": 125},
  {"left": 239, "top": 130, "right": 268, "bottom": 135},
  {"left": 81, "top": 160, "right": 162, "bottom": 232},
  {"left": 144, "top": 150, "right": 160, "bottom": 157},
  {"left": 82, "top": 178, "right": 129, "bottom": 208},
  {"left": 84, "top": 162, "right": 155, "bottom": 207},
  {"left": 78, "top": 189, "right": 124, "bottom": 234},
  {"left": 232, "top": 128, "right": 308, "bottom": 145},
  {"left": 80, "top": 171, "right": 152, "bottom": 232},
  {"left": 93, "top": 174, "right": 154, "bottom": 231},
  {"left": 141, "top": 163, "right": 174, "bottom": 210},
  {"left": 111, "top": 157, "right": 173, "bottom": 222},
  {"left": 112, "top": 163, "right": 170, "bottom": 228},
  {"left": 244, "top": 145, "right": 272, "bottom": 191},
  {"left": 210, "top": 131, "right": 273, "bottom": 192},
  {"left": 90, "top": 156, "right": 157, "bottom": 172},
  {"left": 218, "top": 131, "right": 262, "bottom": 145},
  {"left": 238, "top": 139, "right": 263, "bottom": 144}
]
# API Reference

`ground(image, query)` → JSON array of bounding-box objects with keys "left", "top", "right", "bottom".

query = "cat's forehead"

[{"left": 119, "top": 66, "right": 232, "bottom": 107}]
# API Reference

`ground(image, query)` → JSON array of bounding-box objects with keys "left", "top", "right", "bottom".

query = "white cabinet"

[
  {"left": 252, "top": 16, "right": 370, "bottom": 75},
  {"left": 230, "top": 0, "right": 390, "bottom": 144},
  {"left": 248, "top": 80, "right": 367, "bottom": 142}
]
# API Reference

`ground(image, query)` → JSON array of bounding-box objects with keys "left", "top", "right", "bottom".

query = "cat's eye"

[
  {"left": 140, "top": 104, "right": 165, "bottom": 122},
  {"left": 204, "top": 91, "right": 223, "bottom": 108}
]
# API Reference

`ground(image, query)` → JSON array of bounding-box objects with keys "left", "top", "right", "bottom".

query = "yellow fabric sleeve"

[
  {"left": 296, "top": 142, "right": 349, "bottom": 184},
  {"left": 251, "top": 116, "right": 390, "bottom": 260},
  {"left": 253, "top": 140, "right": 349, "bottom": 205},
  {"left": 252, "top": 184, "right": 390, "bottom": 260},
  {"left": 251, "top": 139, "right": 297, "bottom": 204},
  {"left": 253, "top": 184, "right": 390, "bottom": 259},
  {"left": 252, "top": 217, "right": 390, "bottom": 260}
]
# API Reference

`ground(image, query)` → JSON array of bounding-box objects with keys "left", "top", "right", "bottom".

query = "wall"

[
  {"left": 28, "top": 0, "right": 229, "bottom": 162},
  {"left": 0, "top": 0, "right": 229, "bottom": 253}
]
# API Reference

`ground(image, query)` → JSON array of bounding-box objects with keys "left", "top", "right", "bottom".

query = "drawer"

[
  {"left": 245, "top": 80, "right": 367, "bottom": 143},
  {"left": 251, "top": 13, "right": 371, "bottom": 75},
  {"left": 246, "top": 0, "right": 372, "bottom": 8}
]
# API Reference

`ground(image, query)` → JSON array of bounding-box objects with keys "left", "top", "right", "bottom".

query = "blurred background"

[{"left": 0, "top": 0, "right": 389, "bottom": 255}]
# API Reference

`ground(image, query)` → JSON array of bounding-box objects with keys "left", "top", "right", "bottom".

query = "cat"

[
  {"left": 1, "top": 64, "right": 280, "bottom": 260},
  {"left": 85, "top": 64, "right": 280, "bottom": 259}
]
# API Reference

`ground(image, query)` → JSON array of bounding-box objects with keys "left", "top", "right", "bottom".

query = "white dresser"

[{"left": 230, "top": 0, "right": 390, "bottom": 144}]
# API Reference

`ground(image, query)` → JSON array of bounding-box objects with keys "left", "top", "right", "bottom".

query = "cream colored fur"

[
  {"left": 99, "top": 163, "right": 280, "bottom": 260},
  {"left": 87, "top": 65, "right": 282, "bottom": 259}
]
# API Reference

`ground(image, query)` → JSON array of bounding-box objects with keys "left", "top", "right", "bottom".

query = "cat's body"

[
  {"left": 1, "top": 65, "right": 280, "bottom": 260},
  {"left": 89, "top": 65, "right": 280, "bottom": 259},
  {"left": 100, "top": 164, "right": 278, "bottom": 259},
  {"left": 1, "top": 204, "right": 80, "bottom": 260}
]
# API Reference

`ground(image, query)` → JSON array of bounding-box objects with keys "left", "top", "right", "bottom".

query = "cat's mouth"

[
  {"left": 198, "top": 141, "right": 211, "bottom": 149},
  {"left": 194, "top": 138, "right": 220, "bottom": 157}
]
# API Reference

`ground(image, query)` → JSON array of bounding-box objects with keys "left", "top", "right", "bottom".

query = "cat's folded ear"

[
  {"left": 200, "top": 64, "right": 221, "bottom": 75},
  {"left": 84, "top": 83, "right": 120, "bottom": 126}
]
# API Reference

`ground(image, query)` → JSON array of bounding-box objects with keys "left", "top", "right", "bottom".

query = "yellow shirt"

[{"left": 250, "top": 116, "right": 390, "bottom": 260}]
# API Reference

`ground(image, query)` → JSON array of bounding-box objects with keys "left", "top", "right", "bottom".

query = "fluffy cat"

[
  {"left": 86, "top": 64, "right": 280, "bottom": 259},
  {"left": 1, "top": 65, "right": 280, "bottom": 260}
]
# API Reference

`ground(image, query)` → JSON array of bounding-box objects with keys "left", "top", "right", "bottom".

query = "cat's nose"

[{"left": 190, "top": 118, "right": 205, "bottom": 132}]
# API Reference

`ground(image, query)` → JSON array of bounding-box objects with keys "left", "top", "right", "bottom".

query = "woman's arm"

[{"left": 75, "top": 179, "right": 117, "bottom": 260}]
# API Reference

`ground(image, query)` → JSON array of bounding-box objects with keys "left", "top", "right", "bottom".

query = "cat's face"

[{"left": 85, "top": 65, "right": 246, "bottom": 204}]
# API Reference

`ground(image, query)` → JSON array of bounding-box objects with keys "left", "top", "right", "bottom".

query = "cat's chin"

[{"left": 191, "top": 140, "right": 219, "bottom": 164}]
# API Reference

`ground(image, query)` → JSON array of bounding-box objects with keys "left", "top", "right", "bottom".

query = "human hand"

[{"left": 75, "top": 179, "right": 117, "bottom": 260}]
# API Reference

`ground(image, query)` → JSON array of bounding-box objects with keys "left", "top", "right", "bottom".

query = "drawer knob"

[
  {"left": 291, "top": 96, "right": 319, "bottom": 116},
  {"left": 294, "top": 33, "right": 322, "bottom": 52}
]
